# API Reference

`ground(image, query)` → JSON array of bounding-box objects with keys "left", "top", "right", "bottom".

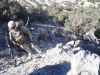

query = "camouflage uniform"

[
  {"left": 37, "top": 28, "right": 52, "bottom": 45},
  {"left": 9, "top": 23, "right": 41, "bottom": 59}
]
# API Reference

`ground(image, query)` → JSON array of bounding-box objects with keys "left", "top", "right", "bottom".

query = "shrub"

[{"left": 0, "top": 0, "right": 28, "bottom": 22}]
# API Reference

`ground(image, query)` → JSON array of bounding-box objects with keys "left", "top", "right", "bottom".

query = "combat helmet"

[{"left": 8, "top": 21, "right": 16, "bottom": 29}]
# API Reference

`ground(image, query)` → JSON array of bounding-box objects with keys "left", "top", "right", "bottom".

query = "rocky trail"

[{"left": 0, "top": 23, "right": 100, "bottom": 75}]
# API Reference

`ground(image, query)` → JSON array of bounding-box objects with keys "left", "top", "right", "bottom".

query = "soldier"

[
  {"left": 84, "top": 27, "right": 99, "bottom": 53},
  {"left": 8, "top": 20, "right": 42, "bottom": 60},
  {"left": 37, "top": 28, "right": 52, "bottom": 45}
]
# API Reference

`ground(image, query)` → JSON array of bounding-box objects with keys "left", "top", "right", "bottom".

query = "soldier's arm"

[
  {"left": 9, "top": 31, "right": 13, "bottom": 42},
  {"left": 9, "top": 31, "right": 16, "bottom": 44}
]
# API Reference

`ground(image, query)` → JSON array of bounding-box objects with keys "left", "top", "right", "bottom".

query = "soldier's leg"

[
  {"left": 43, "top": 36, "right": 48, "bottom": 43},
  {"left": 28, "top": 43, "right": 42, "bottom": 55},
  {"left": 32, "top": 44, "right": 42, "bottom": 55},
  {"left": 48, "top": 35, "right": 52, "bottom": 41},
  {"left": 20, "top": 44, "right": 32, "bottom": 59},
  {"left": 37, "top": 35, "right": 42, "bottom": 45}
]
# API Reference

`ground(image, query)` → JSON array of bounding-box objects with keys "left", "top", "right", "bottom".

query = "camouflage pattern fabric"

[
  {"left": 37, "top": 28, "right": 52, "bottom": 44},
  {"left": 9, "top": 27, "right": 33, "bottom": 45},
  {"left": 9, "top": 26, "right": 42, "bottom": 56}
]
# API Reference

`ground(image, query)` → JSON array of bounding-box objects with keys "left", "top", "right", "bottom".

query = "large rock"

[{"left": 68, "top": 50, "right": 100, "bottom": 75}]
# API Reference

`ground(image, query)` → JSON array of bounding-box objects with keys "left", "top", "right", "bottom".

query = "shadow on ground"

[{"left": 29, "top": 61, "right": 71, "bottom": 75}]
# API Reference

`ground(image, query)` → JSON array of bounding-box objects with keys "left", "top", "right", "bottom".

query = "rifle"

[
  {"left": 25, "top": 16, "right": 42, "bottom": 55},
  {"left": 26, "top": 16, "right": 29, "bottom": 27}
]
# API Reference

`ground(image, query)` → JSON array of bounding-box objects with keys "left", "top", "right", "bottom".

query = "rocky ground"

[{"left": 0, "top": 22, "right": 100, "bottom": 75}]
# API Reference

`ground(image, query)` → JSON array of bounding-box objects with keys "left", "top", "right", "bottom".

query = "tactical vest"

[{"left": 11, "top": 27, "right": 28, "bottom": 45}]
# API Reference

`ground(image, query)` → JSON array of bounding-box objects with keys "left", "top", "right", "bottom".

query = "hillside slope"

[
  {"left": 14, "top": 0, "right": 100, "bottom": 8},
  {"left": 0, "top": 23, "right": 100, "bottom": 75}
]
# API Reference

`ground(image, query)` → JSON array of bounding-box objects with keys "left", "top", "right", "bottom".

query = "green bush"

[
  {"left": 1, "top": 0, "right": 100, "bottom": 38},
  {"left": 0, "top": 0, "right": 28, "bottom": 22},
  {"left": 27, "top": 5, "right": 48, "bottom": 22},
  {"left": 63, "top": 5, "right": 100, "bottom": 34}
]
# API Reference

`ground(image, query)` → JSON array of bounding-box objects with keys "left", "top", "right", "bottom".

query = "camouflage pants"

[
  {"left": 20, "top": 43, "right": 32, "bottom": 54},
  {"left": 19, "top": 41, "right": 42, "bottom": 55},
  {"left": 37, "top": 35, "right": 48, "bottom": 44},
  {"left": 37, "top": 34, "right": 52, "bottom": 45}
]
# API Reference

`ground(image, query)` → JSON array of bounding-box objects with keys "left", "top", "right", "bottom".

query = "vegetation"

[
  {"left": 64, "top": 6, "right": 100, "bottom": 33},
  {"left": 87, "top": 0, "right": 100, "bottom": 3},
  {"left": 27, "top": 4, "right": 48, "bottom": 23},
  {"left": 0, "top": 0, "right": 28, "bottom": 22},
  {"left": 1, "top": 0, "right": 100, "bottom": 37}
]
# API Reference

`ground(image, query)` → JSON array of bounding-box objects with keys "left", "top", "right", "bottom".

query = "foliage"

[
  {"left": 1, "top": 0, "right": 100, "bottom": 38},
  {"left": 27, "top": 4, "right": 48, "bottom": 22},
  {"left": 87, "top": 0, "right": 100, "bottom": 3},
  {"left": 0, "top": 0, "right": 28, "bottom": 22},
  {"left": 48, "top": 3, "right": 69, "bottom": 25},
  {"left": 64, "top": 5, "right": 100, "bottom": 34}
]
